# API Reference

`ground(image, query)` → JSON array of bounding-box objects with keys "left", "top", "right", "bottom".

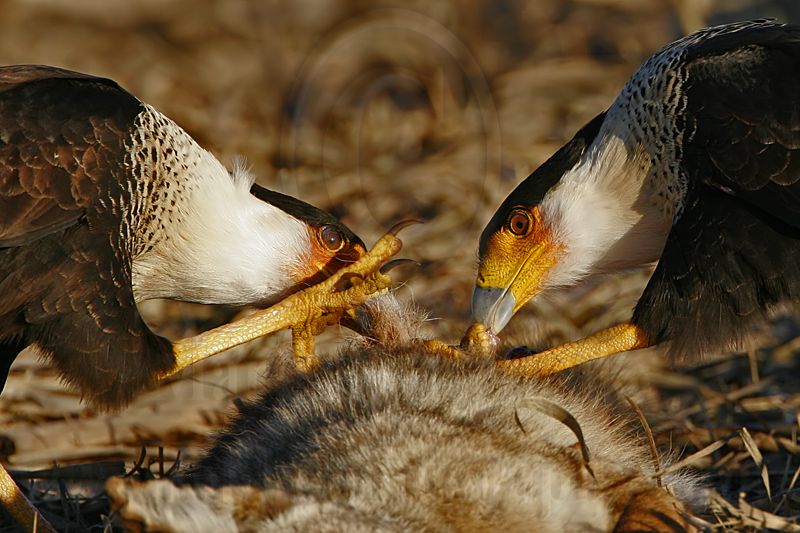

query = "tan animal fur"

[{"left": 108, "top": 296, "right": 701, "bottom": 532}]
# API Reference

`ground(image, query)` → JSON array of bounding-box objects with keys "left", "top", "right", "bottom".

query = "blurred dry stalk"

[{"left": 0, "top": 0, "right": 799, "bottom": 530}]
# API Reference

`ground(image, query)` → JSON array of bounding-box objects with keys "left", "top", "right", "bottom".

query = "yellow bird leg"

[
  {"left": 421, "top": 338, "right": 462, "bottom": 359},
  {"left": 459, "top": 322, "right": 498, "bottom": 355},
  {"left": 292, "top": 328, "right": 318, "bottom": 373},
  {"left": 159, "top": 228, "right": 405, "bottom": 379},
  {"left": 422, "top": 323, "right": 499, "bottom": 359},
  {"left": 498, "top": 322, "right": 651, "bottom": 376},
  {"left": 0, "top": 465, "right": 56, "bottom": 533}
]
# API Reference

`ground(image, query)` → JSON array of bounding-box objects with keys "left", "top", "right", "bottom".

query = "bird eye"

[
  {"left": 319, "top": 225, "right": 345, "bottom": 252},
  {"left": 507, "top": 210, "right": 532, "bottom": 237}
]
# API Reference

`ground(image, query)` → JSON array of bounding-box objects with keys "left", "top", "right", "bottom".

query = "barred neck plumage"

[
  {"left": 124, "top": 104, "right": 213, "bottom": 258},
  {"left": 601, "top": 48, "right": 689, "bottom": 220}
]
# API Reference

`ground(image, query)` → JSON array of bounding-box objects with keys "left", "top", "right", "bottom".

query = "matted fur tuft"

[{"left": 350, "top": 293, "right": 428, "bottom": 345}]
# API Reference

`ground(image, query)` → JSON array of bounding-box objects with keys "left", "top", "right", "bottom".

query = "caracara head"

[
  {"left": 131, "top": 155, "right": 366, "bottom": 307},
  {"left": 472, "top": 111, "right": 665, "bottom": 334},
  {"left": 473, "top": 204, "right": 560, "bottom": 334},
  {"left": 246, "top": 182, "right": 368, "bottom": 303},
  {"left": 472, "top": 121, "right": 597, "bottom": 335}
]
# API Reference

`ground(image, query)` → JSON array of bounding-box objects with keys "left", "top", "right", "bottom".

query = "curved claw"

[
  {"left": 388, "top": 218, "right": 424, "bottom": 236},
  {"left": 380, "top": 258, "right": 421, "bottom": 274}
]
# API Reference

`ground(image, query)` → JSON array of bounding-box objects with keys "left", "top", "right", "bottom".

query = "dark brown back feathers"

[{"left": 0, "top": 65, "right": 174, "bottom": 408}]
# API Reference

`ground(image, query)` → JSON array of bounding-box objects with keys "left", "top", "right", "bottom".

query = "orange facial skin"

[
  {"left": 294, "top": 225, "right": 367, "bottom": 290},
  {"left": 473, "top": 205, "right": 562, "bottom": 332}
]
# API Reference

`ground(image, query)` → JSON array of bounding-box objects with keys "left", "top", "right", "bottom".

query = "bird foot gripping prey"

[
  {"left": 421, "top": 322, "right": 500, "bottom": 360},
  {"left": 0, "top": 225, "right": 413, "bottom": 533},
  {"left": 495, "top": 322, "right": 651, "bottom": 376},
  {"left": 160, "top": 221, "right": 416, "bottom": 379},
  {"left": 425, "top": 322, "right": 651, "bottom": 377}
]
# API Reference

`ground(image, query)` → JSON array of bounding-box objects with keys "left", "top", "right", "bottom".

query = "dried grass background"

[{"left": 2, "top": 0, "right": 800, "bottom": 530}]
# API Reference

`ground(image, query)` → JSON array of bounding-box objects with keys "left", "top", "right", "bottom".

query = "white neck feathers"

[
  {"left": 540, "top": 129, "right": 672, "bottom": 289},
  {"left": 130, "top": 110, "right": 310, "bottom": 305}
]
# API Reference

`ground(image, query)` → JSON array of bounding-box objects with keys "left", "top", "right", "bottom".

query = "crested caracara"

[
  {"left": 472, "top": 20, "right": 800, "bottom": 374},
  {"left": 0, "top": 65, "right": 367, "bottom": 409}
]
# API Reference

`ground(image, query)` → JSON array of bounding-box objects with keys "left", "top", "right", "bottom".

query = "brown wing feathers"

[{"left": 0, "top": 66, "right": 175, "bottom": 408}]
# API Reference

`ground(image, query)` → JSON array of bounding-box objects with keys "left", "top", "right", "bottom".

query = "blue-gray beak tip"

[{"left": 471, "top": 286, "right": 516, "bottom": 334}]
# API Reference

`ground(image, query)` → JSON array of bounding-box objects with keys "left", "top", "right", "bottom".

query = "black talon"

[
  {"left": 380, "top": 258, "right": 421, "bottom": 274},
  {"left": 388, "top": 218, "right": 423, "bottom": 236}
]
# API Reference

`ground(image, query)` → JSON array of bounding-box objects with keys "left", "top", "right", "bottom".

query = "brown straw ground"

[{"left": 2, "top": 0, "right": 800, "bottom": 530}]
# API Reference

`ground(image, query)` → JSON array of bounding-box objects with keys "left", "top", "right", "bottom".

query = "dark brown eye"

[
  {"left": 319, "top": 225, "right": 345, "bottom": 252},
  {"left": 507, "top": 209, "right": 532, "bottom": 236}
]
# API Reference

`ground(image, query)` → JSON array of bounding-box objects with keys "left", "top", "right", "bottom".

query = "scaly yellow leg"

[
  {"left": 292, "top": 327, "right": 319, "bottom": 373},
  {"left": 422, "top": 323, "right": 498, "bottom": 358},
  {"left": 158, "top": 226, "right": 406, "bottom": 380},
  {"left": 498, "top": 322, "right": 651, "bottom": 376},
  {"left": 0, "top": 465, "right": 56, "bottom": 533},
  {"left": 423, "top": 322, "right": 650, "bottom": 377}
]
